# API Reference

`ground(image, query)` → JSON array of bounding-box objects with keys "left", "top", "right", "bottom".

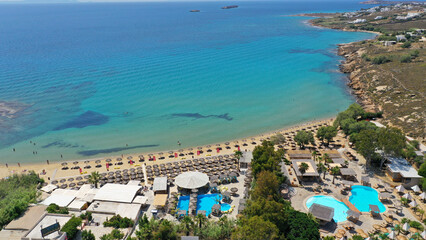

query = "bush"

[
  {"left": 409, "top": 221, "right": 424, "bottom": 231},
  {"left": 401, "top": 42, "right": 411, "bottom": 48},
  {"left": 80, "top": 212, "right": 92, "bottom": 221},
  {"left": 103, "top": 215, "right": 134, "bottom": 228},
  {"left": 410, "top": 50, "right": 419, "bottom": 58},
  {"left": 82, "top": 230, "right": 95, "bottom": 240},
  {"left": 46, "top": 204, "right": 69, "bottom": 214},
  {"left": 0, "top": 172, "right": 43, "bottom": 228},
  {"left": 400, "top": 55, "right": 412, "bottom": 63},
  {"left": 372, "top": 55, "right": 391, "bottom": 64},
  {"left": 101, "top": 229, "right": 124, "bottom": 240},
  {"left": 61, "top": 216, "right": 82, "bottom": 240}
]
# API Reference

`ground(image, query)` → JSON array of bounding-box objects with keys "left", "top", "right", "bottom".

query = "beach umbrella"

[
  {"left": 420, "top": 192, "right": 426, "bottom": 201},
  {"left": 396, "top": 185, "right": 405, "bottom": 193},
  {"left": 106, "top": 159, "right": 112, "bottom": 162},
  {"left": 411, "top": 185, "right": 421, "bottom": 193},
  {"left": 116, "top": 158, "right": 122, "bottom": 161},
  {"left": 73, "top": 161, "right": 79, "bottom": 165},
  {"left": 421, "top": 230, "right": 425, "bottom": 239},
  {"left": 409, "top": 200, "right": 417, "bottom": 208},
  {"left": 95, "top": 160, "right": 101, "bottom": 163},
  {"left": 231, "top": 187, "right": 238, "bottom": 193},
  {"left": 61, "top": 162, "right": 67, "bottom": 166},
  {"left": 402, "top": 222, "right": 410, "bottom": 231},
  {"left": 60, "top": 179, "right": 66, "bottom": 183},
  {"left": 388, "top": 231, "right": 396, "bottom": 239},
  {"left": 403, "top": 193, "right": 413, "bottom": 200}
]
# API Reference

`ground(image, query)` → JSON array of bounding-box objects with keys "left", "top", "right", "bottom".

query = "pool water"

[
  {"left": 349, "top": 185, "right": 386, "bottom": 213},
  {"left": 177, "top": 193, "right": 230, "bottom": 216},
  {"left": 306, "top": 195, "right": 349, "bottom": 223}
]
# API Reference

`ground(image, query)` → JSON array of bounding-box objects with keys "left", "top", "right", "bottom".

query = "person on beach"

[
  {"left": 5, "top": 163, "right": 8, "bottom": 168},
  {"left": 18, "top": 163, "right": 20, "bottom": 167},
  {"left": 47, "top": 160, "right": 49, "bottom": 165},
  {"left": 13, "top": 148, "right": 15, "bottom": 152},
  {"left": 178, "top": 141, "right": 181, "bottom": 146}
]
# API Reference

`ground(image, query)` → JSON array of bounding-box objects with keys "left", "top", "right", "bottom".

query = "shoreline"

[
  {"left": 0, "top": 13, "right": 373, "bottom": 179},
  {"left": 0, "top": 117, "right": 334, "bottom": 180}
]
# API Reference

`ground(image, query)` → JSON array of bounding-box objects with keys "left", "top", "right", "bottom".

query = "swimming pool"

[
  {"left": 177, "top": 193, "right": 231, "bottom": 216},
  {"left": 306, "top": 195, "right": 349, "bottom": 222},
  {"left": 349, "top": 185, "right": 386, "bottom": 213}
]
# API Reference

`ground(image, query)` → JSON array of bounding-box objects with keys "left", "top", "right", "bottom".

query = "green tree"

[
  {"left": 330, "top": 166, "right": 340, "bottom": 184},
  {"left": 377, "top": 127, "right": 406, "bottom": 167},
  {"left": 181, "top": 215, "right": 194, "bottom": 236},
  {"left": 317, "top": 163, "right": 327, "bottom": 179},
  {"left": 46, "top": 203, "right": 69, "bottom": 214},
  {"left": 61, "top": 216, "right": 82, "bottom": 240},
  {"left": 252, "top": 171, "right": 280, "bottom": 201},
  {"left": 88, "top": 171, "right": 101, "bottom": 188},
  {"left": 251, "top": 141, "right": 286, "bottom": 183},
  {"left": 316, "top": 126, "right": 337, "bottom": 145},
  {"left": 286, "top": 210, "right": 320, "bottom": 240},
  {"left": 82, "top": 230, "right": 95, "bottom": 240},
  {"left": 294, "top": 130, "right": 315, "bottom": 149},
  {"left": 312, "top": 151, "right": 318, "bottom": 162},
  {"left": 354, "top": 129, "right": 378, "bottom": 166},
  {"left": 299, "top": 162, "right": 309, "bottom": 175},
  {"left": 271, "top": 133, "right": 286, "bottom": 145},
  {"left": 401, "top": 42, "right": 411, "bottom": 48},
  {"left": 231, "top": 216, "right": 279, "bottom": 240},
  {"left": 195, "top": 213, "right": 207, "bottom": 229},
  {"left": 234, "top": 150, "right": 243, "bottom": 160},
  {"left": 100, "top": 229, "right": 124, "bottom": 240},
  {"left": 154, "top": 220, "right": 177, "bottom": 240}
]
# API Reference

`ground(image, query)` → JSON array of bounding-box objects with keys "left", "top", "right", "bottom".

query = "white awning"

[{"left": 175, "top": 171, "right": 209, "bottom": 189}]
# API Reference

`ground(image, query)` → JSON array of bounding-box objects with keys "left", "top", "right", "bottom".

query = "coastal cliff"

[{"left": 304, "top": 4, "right": 426, "bottom": 140}]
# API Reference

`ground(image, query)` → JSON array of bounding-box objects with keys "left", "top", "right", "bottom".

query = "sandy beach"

[{"left": 0, "top": 118, "right": 333, "bottom": 182}]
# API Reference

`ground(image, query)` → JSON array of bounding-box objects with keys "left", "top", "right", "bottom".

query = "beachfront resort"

[{"left": 1, "top": 103, "right": 425, "bottom": 240}]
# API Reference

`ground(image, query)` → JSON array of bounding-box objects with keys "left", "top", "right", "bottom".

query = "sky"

[{"left": 0, "top": 0, "right": 371, "bottom": 3}]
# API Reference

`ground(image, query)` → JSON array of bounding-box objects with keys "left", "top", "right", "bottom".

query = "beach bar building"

[
  {"left": 386, "top": 157, "right": 421, "bottom": 187},
  {"left": 153, "top": 177, "right": 168, "bottom": 194},
  {"left": 291, "top": 159, "right": 319, "bottom": 182},
  {"left": 309, "top": 203, "right": 334, "bottom": 225},
  {"left": 288, "top": 150, "right": 312, "bottom": 159},
  {"left": 239, "top": 151, "right": 252, "bottom": 169}
]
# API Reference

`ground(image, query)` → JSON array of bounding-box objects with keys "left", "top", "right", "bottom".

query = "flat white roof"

[
  {"left": 86, "top": 201, "right": 141, "bottom": 220},
  {"left": 127, "top": 180, "right": 141, "bottom": 186},
  {"left": 25, "top": 214, "right": 71, "bottom": 239},
  {"left": 388, "top": 157, "right": 421, "bottom": 179},
  {"left": 93, "top": 184, "right": 141, "bottom": 203},
  {"left": 41, "top": 184, "right": 58, "bottom": 193},
  {"left": 153, "top": 177, "right": 168, "bottom": 192},
  {"left": 42, "top": 194, "right": 76, "bottom": 207},
  {"left": 51, "top": 188, "right": 78, "bottom": 197},
  {"left": 132, "top": 196, "right": 149, "bottom": 205},
  {"left": 68, "top": 199, "right": 87, "bottom": 211}
]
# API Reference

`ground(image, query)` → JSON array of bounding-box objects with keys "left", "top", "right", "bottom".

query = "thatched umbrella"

[
  {"left": 69, "top": 183, "right": 76, "bottom": 187},
  {"left": 231, "top": 187, "right": 238, "bottom": 193},
  {"left": 61, "top": 162, "right": 68, "bottom": 166}
]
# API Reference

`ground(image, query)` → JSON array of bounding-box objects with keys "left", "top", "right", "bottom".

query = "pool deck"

[{"left": 290, "top": 156, "right": 420, "bottom": 238}]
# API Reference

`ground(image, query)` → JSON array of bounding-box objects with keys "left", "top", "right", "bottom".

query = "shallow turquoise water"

[
  {"left": 306, "top": 195, "right": 349, "bottom": 222},
  {"left": 177, "top": 193, "right": 226, "bottom": 216},
  {"left": 0, "top": 1, "right": 376, "bottom": 163},
  {"left": 349, "top": 185, "right": 386, "bottom": 213}
]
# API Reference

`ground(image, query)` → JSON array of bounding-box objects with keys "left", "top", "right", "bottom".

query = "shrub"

[
  {"left": 400, "top": 55, "right": 412, "bottom": 63},
  {"left": 401, "top": 42, "right": 411, "bottom": 48},
  {"left": 61, "top": 216, "right": 82, "bottom": 240},
  {"left": 410, "top": 50, "right": 419, "bottom": 58},
  {"left": 101, "top": 229, "right": 124, "bottom": 240},
  {"left": 409, "top": 221, "right": 424, "bottom": 231},
  {"left": 46, "top": 204, "right": 69, "bottom": 214},
  {"left": 82, "top": 230, "right": 95, "bottom": 240},
  {"left": 103, "top": 215, "right": 134, "bottom": 228},
  {"left": 0, "top": 172, "right": 43, "bottom": 228},
  {"left": 80, "top": 212, "right": 92, "bottom": 221},
  {"left": 372, "top": 55, "right": 391, "bottom": 64}
]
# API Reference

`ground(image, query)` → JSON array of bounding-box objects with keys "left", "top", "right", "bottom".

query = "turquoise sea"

[{"left": 0, "top": 1, "right": 376, "bottom": 164}]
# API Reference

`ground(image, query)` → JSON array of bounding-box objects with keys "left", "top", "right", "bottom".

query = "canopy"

[
  {"left": 411, "top": 185, "right": 421, "bottom": 193},
  {"left": 420, "top": 192, "right": 426, "bottom": 200},
  {"left": 175, "top": 171, "right": 209, "bottom": 189},
  {"left": 395, "top": 185, "right": 405, "bottom": 193}
]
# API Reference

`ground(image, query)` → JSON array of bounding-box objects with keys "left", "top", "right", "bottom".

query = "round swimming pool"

[
  {"left": 349, "top": 185, "right": 386, "bottom": 212},
  {"left": 306, "top": 195, "right": 349, "bottom": 222}
]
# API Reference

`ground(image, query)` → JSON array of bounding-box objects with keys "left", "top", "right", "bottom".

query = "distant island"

[
  {"left": 222, "top": 5, "right": 238, "bottom": 9},
  {"left": 189, "top": 10, "right": 200, "bottom": 12}
]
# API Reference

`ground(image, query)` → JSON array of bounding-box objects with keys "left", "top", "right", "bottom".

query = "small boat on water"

[
  {"left": 221, "top": 5, "right": 238, "bottom": 9},
  {"left": 189, "top": 10, "right": 200, "bottom": 12}
]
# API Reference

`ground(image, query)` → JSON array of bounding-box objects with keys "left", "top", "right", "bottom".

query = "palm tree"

[
  {"left": 417, "top": 208, "right": 424, "bottom": 220},
  {"left": 394, "top": 224, "right": 402, "bottom": 235},
  {"left": 400, "top": 197, "right": 408, "bottom": 207},
  {"left": 181, "top": 216, "right": 193, "bottom": 236},
  {"left": 195, "top": 213, "right": 207, "bottom": 229},
  {"left": 330, "top": 166, "right": 340, "bottom": 184},
  {"left": 317, "top": 163, "right": 327, "bottom": 180},
  {"left": 88, "top": 171, "right": 100, "bottom": 188},
  {"left": 299, "top": 162, "right": 309, "bottom": 175},
  {"left": 312, "top": 151, "right": 318, "bottom": 162}
]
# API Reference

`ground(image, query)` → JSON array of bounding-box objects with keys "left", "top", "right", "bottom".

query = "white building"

[
  {"left": 386, "top": 157, "right": 422, "bottom": 187},
  {"left": 350, "top": 19, "right": 367, "bottom": 24}
]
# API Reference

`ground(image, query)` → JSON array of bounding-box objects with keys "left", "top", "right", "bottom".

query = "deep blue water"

[{"left": 0, "top": 1, "right": 376, "bottom": 163}]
